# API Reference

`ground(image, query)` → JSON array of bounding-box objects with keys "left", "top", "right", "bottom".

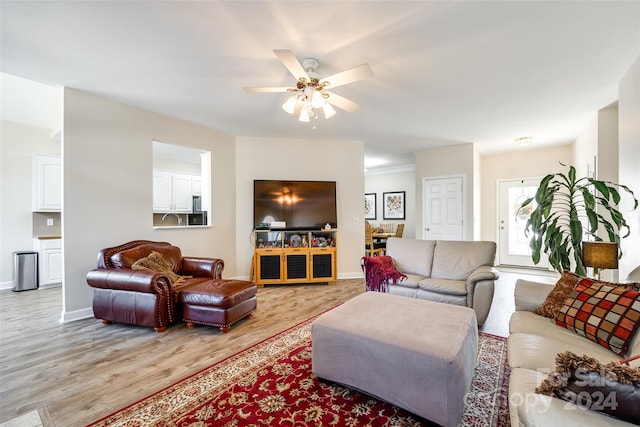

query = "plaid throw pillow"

[{"left": 556, "top": 278, "right": 640, "bottom": 356}]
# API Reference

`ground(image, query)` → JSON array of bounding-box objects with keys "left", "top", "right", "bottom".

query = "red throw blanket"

[{"left": 361, "top": 256, "right": 407, "bottom": 293}]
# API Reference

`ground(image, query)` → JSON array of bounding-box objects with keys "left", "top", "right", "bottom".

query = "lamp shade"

[
  {"left": 282, "top": 95, "right": 297, "bottom": 115},
  {"left": 582, "top": 241, "right": 618, "bottom": 269},
  {"left": 322, "top": 103, "right": 336, "bottom": 119}
]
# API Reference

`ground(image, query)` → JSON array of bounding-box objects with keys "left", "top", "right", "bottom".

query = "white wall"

[
  {"left": 235, "top": 137, "right": 365, "bottom": 279},
  {"left": 0, "top": 121, "right": 61, "bottom": 288},
  {"left": 574, "top": 107, "right": 618, "bottom": 181},
  {"left": 479, "top": 144, "right": 573, "bottom": 244},
  {"left": 597, "top": 107, "right": 619, "bottom": 184},
  {"left": 414, "top": 143, "right": 475, "bottom": 240},
  {"left": 364, "top": 168, "right": 416, "bottom": 239},
  {"left": 574, "top": 113, "right": 599, "bottom": 178},
  {"left": 618, "top": 56, "right": 640, "bottom": 278},
  {"left": 62, "top": 88, "right": 237, "bottom": 321}
]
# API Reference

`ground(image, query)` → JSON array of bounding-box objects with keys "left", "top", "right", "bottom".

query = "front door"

[
  {"left": 422, "top": 176, "right": 464, "bottom": 240},
  {"left": 497, "top": 178, "right": 549, "bottom": 268}
]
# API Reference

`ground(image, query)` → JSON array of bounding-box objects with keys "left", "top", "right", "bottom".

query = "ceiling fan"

[{"left": 244, "top": 49, "right": 373, "bottom": 125}]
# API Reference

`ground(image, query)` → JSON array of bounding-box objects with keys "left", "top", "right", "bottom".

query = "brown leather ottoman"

[{"left": 179, "top": 279, "right": 257, "bottom": 333}]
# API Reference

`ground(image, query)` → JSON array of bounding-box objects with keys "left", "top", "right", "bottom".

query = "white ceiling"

[{"left": 1, "top": 1, "right": 638, "bottom": 170}]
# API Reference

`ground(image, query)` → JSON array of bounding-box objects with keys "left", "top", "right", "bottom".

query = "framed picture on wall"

[
  {"left": 383, "top": 191, "right": 406, "bottom": 220},
  {"left": 364, "top": 193, "right": 377, "bottom": 220}
]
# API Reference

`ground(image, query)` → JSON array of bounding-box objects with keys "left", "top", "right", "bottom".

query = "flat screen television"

[{"left": 253, "top": 180, "right": 337, "bottom": 230}]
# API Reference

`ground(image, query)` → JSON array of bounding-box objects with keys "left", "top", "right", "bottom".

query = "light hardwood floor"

[{"left": 0, "top": 270, "right": 555, "bottom": 426}]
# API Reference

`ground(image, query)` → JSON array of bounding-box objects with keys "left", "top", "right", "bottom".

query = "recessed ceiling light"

[{"left": 515, "top": 136, "right": 533, "bottom": 146}]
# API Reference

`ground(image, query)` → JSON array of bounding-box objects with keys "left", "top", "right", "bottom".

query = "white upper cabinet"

[
  {"left": 153, "top": 170, "right": 196, "bottom": 213},
  {"left": 172, "top": 173, "right": 193, "bottom": 212},
  {"left": 192, "top": 177, "right": 202, "bottom": 196},
  {"left": 32, "top": 154, "right": 61, "bottom": 212},
  {"left": 152, "top": 171, "right": 173, "bottom": 212}
]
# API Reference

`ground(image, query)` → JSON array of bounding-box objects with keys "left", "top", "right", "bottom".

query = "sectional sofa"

[{"left": 508, "top": 275, "right": 640, "bottom": 426}]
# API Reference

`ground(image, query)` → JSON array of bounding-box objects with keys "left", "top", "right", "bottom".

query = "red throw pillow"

[{"left": 555, "top": 278, "right": 640, "bottom": 356}]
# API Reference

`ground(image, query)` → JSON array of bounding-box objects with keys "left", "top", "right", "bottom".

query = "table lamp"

[{"left": 581, "top": 241, "right": 618, "bottom": 280}]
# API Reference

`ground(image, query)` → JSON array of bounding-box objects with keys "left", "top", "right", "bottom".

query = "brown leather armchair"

[{"left": 86, "top": 240, "right": 224, "bottom": 332}]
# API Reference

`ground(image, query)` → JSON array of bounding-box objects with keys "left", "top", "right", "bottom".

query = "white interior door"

[
  {"left": 497, "top": 178, "right": 549, "bottom": 268},
  {"left": 423, "top": 176, "right": 464, "bottom": 240}
]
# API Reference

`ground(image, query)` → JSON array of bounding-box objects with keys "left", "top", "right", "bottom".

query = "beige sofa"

[
  {"left": 377, "top": 237, "right": 499, "bottom": 325},
  {"left": 508, "top": 279, "right": 640, "bottom": 427}
]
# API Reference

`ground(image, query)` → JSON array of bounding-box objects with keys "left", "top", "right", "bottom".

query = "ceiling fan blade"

[
  {"left": 244, "top": 86, "right": 291, "bottom": 93},
  {"left": 325, "top": 92, "right": 361, "bottom": 113},
  {"left": 322, "top": 64, "right": 373, "bottom": 89},
  {"left": 274, "top": 49, "right": 308, "bottom": 81}
]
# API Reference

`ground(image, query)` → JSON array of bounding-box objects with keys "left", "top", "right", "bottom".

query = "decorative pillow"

[
  {"left": 535, "top": 271, "right": 583, "bottom": 318},
  {"left": 555, "top": 278, "right": 640, "bottom": 356},
  {"left": 111, "top": 244, "right": 182, "bottom": 272},
  {"left": 131, "top": 251, "right": 190, "bottom": 285},
  {"left": 589, "top": 278, "right": 640, "bottom": 293},
  {"left": 535, "top": 272, "right": 640, "bottom": 319},
  {"left": 536, "top": 351, "right": 640, "bottom": 423}
]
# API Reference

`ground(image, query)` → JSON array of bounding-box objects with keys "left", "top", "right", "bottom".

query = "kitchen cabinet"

[
  {"left": 32, "top": 154, "right": 61, "bottom": 212},
  {"left": 35, "top": 238, "right": 62, "bottom": 288},
  {"left": 192, "top": 177, "right": 202, "bottom": 196},
  {"left": 153, "top": 170, "right": 195, "bottom": 213}
]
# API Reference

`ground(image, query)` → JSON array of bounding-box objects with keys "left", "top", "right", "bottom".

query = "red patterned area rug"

[{"left": 89, "top": 315, "right": 510, "bottom": 427}]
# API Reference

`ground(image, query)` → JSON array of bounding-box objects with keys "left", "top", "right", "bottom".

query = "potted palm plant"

[{"left": 519, "top": 163, "right": 637, "bottom": 276}]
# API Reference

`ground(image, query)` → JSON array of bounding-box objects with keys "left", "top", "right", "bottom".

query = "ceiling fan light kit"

[{"left": 245, "top": 49, "right": 373, "bottom": 128}]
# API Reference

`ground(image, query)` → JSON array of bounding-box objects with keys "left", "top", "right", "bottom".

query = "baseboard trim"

[
  {"left": 60, "top": 307, "right": 94, "bottom": 323},
  {"left": 234, "top": 273, "right": 364, "bottom": 282},
  {"left": 338, "top": 272, "right": 364, "bottom": 279},
  {"left": 0, "top": 280, "right": 14, "bottom": 290}
]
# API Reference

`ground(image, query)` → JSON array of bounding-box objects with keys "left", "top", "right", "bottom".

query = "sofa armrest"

[
  {"left": 515, "top": 279, "right": 553, "bottom": 312},
  {"left": 465, "top": 266, "right": 499, "bottom": 326},
  {"left": 465, "top": 265, "right": 499, "bottom": 297},
  {"left": 181, "top": 257, "right": 224, "bottom": 279},
  {"left": 86, "top": 268, "right": 171, "bottom": 294},
  {"left": 466, "top": 265, "right": 500, "bottom": 284}
]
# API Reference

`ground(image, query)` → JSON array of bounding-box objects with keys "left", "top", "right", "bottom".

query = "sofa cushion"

[
  {"left": 418, "top": 277, "right": 467, "bottom": 296},
  {"left": 389, "top": 273, "right": 423, "bottom": 288},
  {"left": 111, "top": 244, "right": 182, "bottom": 273},
  {"left": 430, "top": 240, "right": 496, "bottom": 281},
  {"left": 509, "top": 368, "right": 635, "bottom": 427},
  {"left": 508, "top": 332, "right": 622, "bottom": 371},
  {"left": 509, "top": 311, "right": 604, "bottom": 344},
  {"left": 535, "top": 351, "right": 640, "bottom": 424},
  {"left": 555, "top": 279, "right": 640, "bottom": 356},
  {"left": 385, "top": 238, "right": 436, "bottom": 277},
  {"left": 534, "top": 271, "right": 582, "bottom": 318}
]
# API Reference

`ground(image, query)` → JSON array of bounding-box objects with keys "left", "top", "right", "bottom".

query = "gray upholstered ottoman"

[{"left": 311, "top": 292, "right": 478, "bottom": 427}]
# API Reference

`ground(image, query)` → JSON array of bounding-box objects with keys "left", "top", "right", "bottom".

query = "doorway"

[
  {"left": 422, "top": 176, "right": 464, "bottom": 240},
  {"left": 497, "top": 178, "right": 548, "bottom": 268}
]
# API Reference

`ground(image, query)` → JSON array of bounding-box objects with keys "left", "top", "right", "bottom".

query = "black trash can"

[{"left": 13, "top": 251, "right": 38, "bottom": 291}]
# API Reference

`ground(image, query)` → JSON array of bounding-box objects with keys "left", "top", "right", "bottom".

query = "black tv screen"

[{"left": 253, "top": 180, "right": 337, "bottom": 229}]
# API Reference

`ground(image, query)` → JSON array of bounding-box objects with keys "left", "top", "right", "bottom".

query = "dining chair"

[
  {"left": 365, "top": 223, "right": 385, "bottom": 256},
  {"left": 394, "top": 223, "right": 405, "bottom": 238},
  {"left": 380, "top": 223, "right": 394, "bottom": 233}
]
